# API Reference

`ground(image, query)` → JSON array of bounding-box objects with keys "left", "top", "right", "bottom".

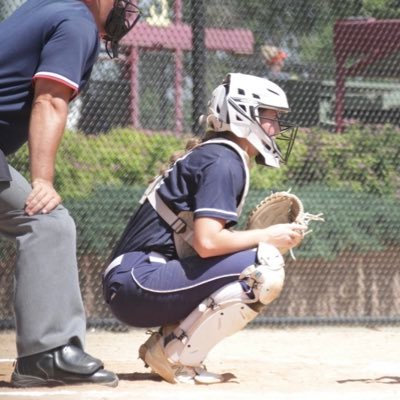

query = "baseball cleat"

[
  {"left": 138, "top": 331, "right": 176, "bottom": 383},
  {"left": 138, "top": 331, "right": 229, "bottom": 384}
]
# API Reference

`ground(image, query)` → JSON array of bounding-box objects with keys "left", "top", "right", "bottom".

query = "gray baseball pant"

[{"left": 0, "top": 165, "right": 86, "bottom": 357}]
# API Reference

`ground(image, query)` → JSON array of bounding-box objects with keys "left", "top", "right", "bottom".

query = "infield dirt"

[{"left": 1, "top": 326, "right": 400, "bottom": 399}]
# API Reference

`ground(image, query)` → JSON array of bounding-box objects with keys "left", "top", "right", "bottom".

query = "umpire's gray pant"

[{"left": 0, "top": 165, "right": 86, "bottom": 357}]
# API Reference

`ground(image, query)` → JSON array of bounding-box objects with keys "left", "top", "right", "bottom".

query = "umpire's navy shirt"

[
  {"left": 112, "top": 142, "right": 247, "bottom": 259},
  {"left": 0, "top": 0, "right": 100, "bottom": 180}
]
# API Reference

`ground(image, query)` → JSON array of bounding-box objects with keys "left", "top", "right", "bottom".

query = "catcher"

[{"left": 104, "top": 73, "right": 311, "bottom": 384}]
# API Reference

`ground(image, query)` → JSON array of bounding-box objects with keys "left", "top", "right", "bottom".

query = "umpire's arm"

[{"left": 25, "top": 78, "right": 73, "bottom": 216}]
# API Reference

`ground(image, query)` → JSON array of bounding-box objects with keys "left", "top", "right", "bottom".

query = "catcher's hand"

[
  {"left": 262, "top": 223, "right": 306, "bottom": 254},
  {"left": 246, "top": 191, "right": 324, "bottom": 258}
]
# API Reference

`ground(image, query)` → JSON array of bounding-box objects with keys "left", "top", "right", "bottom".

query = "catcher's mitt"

[{"left": 246, "top": 191, "right": 324, "bottom": 258}]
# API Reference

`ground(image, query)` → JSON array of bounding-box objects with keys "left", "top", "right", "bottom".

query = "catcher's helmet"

[{"left": 206, "top": 73, "right": 297, "bottom": 168}]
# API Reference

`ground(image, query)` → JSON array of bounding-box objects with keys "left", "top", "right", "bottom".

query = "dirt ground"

[{"left": 1, "top": 326, "right": 400, "bottom": 400}]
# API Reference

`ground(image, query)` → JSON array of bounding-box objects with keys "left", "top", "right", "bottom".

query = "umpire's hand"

[{"left": 25, "top": 178, "right": 62, "bottom": 216}]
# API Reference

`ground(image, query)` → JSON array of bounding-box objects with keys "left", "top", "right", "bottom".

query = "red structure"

[
  {"left": 122, "top": 0, "right": 254, "bottom": 134},
  {"left": 333, "top": 18, "right": 400, "bottom": 132}
]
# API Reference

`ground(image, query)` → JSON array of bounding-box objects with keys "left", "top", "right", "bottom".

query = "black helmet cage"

[
  {"left": 250, "top": 107, "right": 298, "bottom": 164},
  {"left": 275, "top": 118, "right": 298, "bottom": 163},
  {"left": 104, "top": 0, "right": 141, "bottom": 58}
]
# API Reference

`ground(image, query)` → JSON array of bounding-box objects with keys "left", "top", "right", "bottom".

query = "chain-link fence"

[{"left": 1, "top": 0, "right": 400, "bottom": 330}]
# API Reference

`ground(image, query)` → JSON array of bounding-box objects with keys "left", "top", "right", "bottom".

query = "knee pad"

[
  {"left": 240, "top": 242, "right": 285, "bottom": 305},
  {"left": 164, "top": 291, "right": 258, "bottom": 367}
]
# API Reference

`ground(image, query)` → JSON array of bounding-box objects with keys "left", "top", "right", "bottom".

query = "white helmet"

[{"left": 206, "top": 73, "right": 297, "bottom": 168}]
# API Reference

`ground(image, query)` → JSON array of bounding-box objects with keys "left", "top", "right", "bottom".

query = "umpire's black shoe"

[{"left": 11, "top": 344, "right": 118, "bottom": 388}]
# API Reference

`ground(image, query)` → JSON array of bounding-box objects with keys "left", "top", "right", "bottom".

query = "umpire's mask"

[{"left": 104, "top": 0, "right": 141, "bottom": 58}]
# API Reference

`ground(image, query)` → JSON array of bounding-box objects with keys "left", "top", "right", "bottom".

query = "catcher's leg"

[
  {"left": 239, "top": 242, "right": 285, "bottom": 305},
  {"left": 139, "top": 243, "right": 285, "bottom": 384}
]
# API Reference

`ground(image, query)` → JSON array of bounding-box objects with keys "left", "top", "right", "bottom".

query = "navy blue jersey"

[
  {"left": 113, "top": 141, "right": 248, "bottom": 259},
  {"left": 0, "top": 0, "right": 100, "bottom": 156}
]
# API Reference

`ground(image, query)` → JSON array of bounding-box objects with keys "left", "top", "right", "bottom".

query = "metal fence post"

[{"left": 191, "top": 0, "right": 206, "bottom": 135}]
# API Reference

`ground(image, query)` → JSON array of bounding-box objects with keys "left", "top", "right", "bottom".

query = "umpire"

[{"left": 0, "top": 0, "right": 140, "bottom": 388}]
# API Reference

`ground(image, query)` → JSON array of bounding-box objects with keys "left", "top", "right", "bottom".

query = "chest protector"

[{"left": 140, "top": 139, "right": 250, "bottom": 258}]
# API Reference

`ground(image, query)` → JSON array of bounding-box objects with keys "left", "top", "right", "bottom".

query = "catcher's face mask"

[
  {"left": 254, "top": 109, "right": 298, "bottom": 166},
  {"left": 104, "top": 0, "right": 141, "bottom": 58}
]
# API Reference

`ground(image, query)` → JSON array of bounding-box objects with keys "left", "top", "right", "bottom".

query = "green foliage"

[
  {"left": 7, "top": 128, "right": 186, "bottom": 200},
  {"left": 294, "top": 0, "right": 400, "bottom": 67},
  {"left": 247, "top": 123, "right": 400, "bottom": 197},
  {"left": 287, "top": 123, "right": 400, "bottom": 196},
  {"left": 299, "top": 24, "right": 335, "bottom": 65},
  {"left": 64, "top": 183, "right": 400, "bottom": 261},
  {"left": 292, "top": 185, "right": 400, "bottom": 260},
  {"left": 238, "top": 184, "right": 400, "bottom": 261},
  {"left": 7, "top": 124, "right": 400, "bottom": 200},
  {"left": 6, "top": 124, "right": 399, "bottom": 261},
  {"left": 248, "top": 133, "right": 309, "bottom": 191},
  {"left": 203, "top": 0, "right": 400, "bottom": 71},
  {"left": 65, "top": 129, "right": 179, "bottom": 197},
  {"left": 64, "top": 185, "right": 144, "bottom": 257},
  {"left": 362, "top": 0, "right": 400, "bottom": 18},
  {"left": 249, "top": 163, "right": 286, "bottom": 190}
]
